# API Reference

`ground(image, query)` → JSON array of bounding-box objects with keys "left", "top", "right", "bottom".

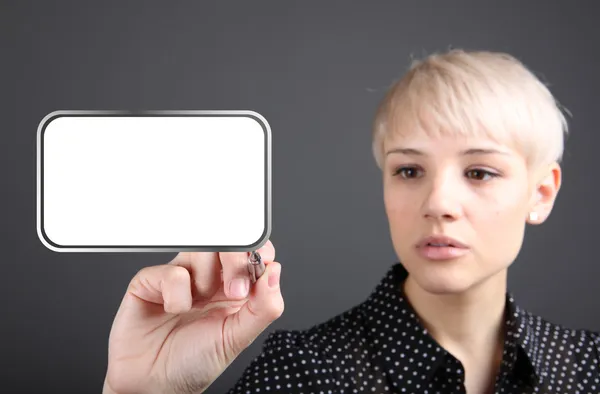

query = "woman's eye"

[
  {"left": 392, "top": 167, "right": 499, "bottom": 181},
  {"left": 465, "top": 169, "right": 498, "bottom": 181},
  {"left": 393, "top": 167, "right": 421, "bottom": 179}
]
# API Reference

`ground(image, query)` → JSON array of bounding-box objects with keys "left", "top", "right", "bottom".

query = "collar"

[
  {"left": 510, "top": 297, "right": 549, "bottom": 386},
  {"left": 361, "top": 263, "right": 548, "bottom": 389}
]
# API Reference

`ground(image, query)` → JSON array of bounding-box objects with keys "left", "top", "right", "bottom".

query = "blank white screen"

[{"left": 40, "top": 114, "right": 267, "bottom": 249}]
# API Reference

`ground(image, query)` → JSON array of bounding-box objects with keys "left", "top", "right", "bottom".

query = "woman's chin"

[
  {"left": 407, "top": 270, "right": 476, "bottom": 295},
  {"left": 418, "top": 280, "right": 472, "bottom": 295}
]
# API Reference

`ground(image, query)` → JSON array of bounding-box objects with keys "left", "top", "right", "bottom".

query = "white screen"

[{"left": 37, "top": 111, "right": 270, "bottom": 252}]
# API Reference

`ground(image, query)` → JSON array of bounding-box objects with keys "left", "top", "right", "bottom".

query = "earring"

[{"left": 529, "top": 212, "right": 538, "bottom": 221}]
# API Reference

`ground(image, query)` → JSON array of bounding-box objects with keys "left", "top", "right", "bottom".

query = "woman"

[{"left": 102, "top": 49, "right": 600, "bottom": 394}]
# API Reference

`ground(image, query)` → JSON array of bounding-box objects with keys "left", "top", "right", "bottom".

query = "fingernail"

[
  {"left": 230, "top": 278, "right": 249, "bottom": 298},
  {"left": 268, "top": 265, "right": 280, "bottom": 288}
]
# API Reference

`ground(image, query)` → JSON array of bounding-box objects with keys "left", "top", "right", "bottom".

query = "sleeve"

[
  {"left": 589, "top": 330, "right": 600, "bottom": 365},
  {"left": 226, "top": 329, "right": 339, "bottom": 394}
]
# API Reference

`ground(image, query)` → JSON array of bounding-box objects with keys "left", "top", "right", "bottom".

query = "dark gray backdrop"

[{"left": 3, "top": 1, "right": 599, "bottom": 393}]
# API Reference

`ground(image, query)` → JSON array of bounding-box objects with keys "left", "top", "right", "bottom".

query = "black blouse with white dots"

[{"left": 227, "top": 263, "right": 600, "bottom": 393}]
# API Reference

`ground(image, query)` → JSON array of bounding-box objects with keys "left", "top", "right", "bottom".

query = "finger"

[
  {"left": 220, "top": 240, "right": 276, "bottom": 300},
  {"left": 169, "top": 251, "right": 222, "bottom": 300},
  {"left": 224, "top": 261, "right": 284, "bottom": 357},
  {"left": 125, "top": 264, "right": 193, "bottom": 315},
  {"left": 167, "top": 240, "right": 275, "bottom": 301},
  {"left": 254, "top": 239, "right": 276, "bottom": 262},
  {"left": 219, "top": 251, "right": 252, "bottom": 300}
]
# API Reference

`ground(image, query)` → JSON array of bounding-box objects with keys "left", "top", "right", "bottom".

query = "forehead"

[{"left": 383, "top": 127, "right": 521, "bottom": 157}]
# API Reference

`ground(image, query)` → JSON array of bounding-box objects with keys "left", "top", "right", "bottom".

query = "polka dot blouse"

[{"left": 227, "top": 263, "right": 600, "bottom": 393}]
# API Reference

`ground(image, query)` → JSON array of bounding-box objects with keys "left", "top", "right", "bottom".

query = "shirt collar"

[
  {"left": 510, "top": 297, "right": 549, "bottom": 385},
  {"left": 361, "top": 263, "right": 548, "bottom": 389}
]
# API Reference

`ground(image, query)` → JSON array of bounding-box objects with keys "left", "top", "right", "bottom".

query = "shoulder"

[
  {"left": 519, "top": 308, "right": 600, "bottom": 364},
  {"left": 228, "top": 303, "right": 370, "bottom": 393},
  {"left": 261, "top": 301, "right": 371, "bottom": 369},
  {"left": 584, "top": 328, "right": 600, "bottom": 359}
]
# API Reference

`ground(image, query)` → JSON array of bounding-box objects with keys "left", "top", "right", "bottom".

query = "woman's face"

[{"left": 383, "top": 130, "right": 543, "bottom": 295}]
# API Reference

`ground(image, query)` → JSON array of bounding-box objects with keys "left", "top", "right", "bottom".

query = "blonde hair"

[{"left": 372, "top": 49, "right": 570, "bottom": 173}]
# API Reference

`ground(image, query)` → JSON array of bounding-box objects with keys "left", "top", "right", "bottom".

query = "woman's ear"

[{"left": 527, "top": 162, "right": 562, "bottom": 225}]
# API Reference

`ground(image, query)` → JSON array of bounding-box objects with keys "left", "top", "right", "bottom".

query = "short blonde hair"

[{"left": 372, "top": 49, "right": 570, "bottom": 173}]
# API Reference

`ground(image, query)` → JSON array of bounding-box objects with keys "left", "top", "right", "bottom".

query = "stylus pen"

[{"left": 247, "top": 251, "right": 266, "bottom": 283}]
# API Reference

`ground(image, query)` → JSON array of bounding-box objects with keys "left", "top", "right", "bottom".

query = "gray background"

[{"left": 3, "top": 1, "right": 599, "bottom": 393}]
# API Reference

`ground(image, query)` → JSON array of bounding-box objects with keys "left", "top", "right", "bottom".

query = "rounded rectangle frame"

[{"left": 36, "top": 110, "right": 271, "bottom": 253}]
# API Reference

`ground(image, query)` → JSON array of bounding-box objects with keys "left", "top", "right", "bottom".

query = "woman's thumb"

[{"left": 223, "top": 262, "right": 284, "bottom": 357}]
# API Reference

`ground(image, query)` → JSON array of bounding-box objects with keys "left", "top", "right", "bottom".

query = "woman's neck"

[{"left": 402, "top": 269, "right": 508, "bottom": 362}]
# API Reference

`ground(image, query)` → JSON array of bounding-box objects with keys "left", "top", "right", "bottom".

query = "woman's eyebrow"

[
  {"left": 385, "top": 147, "right": 424, "bottom": 156},
  {"left": 385, "top": 147, "right": 512, "bottom": 156},
  {"left": 462, "top": 148, "right": 513, "bottom": 156}
]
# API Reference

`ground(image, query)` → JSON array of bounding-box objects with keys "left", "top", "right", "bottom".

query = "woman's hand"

[{"left": 103, "top": 240, "right": 283, "bottom": 394}]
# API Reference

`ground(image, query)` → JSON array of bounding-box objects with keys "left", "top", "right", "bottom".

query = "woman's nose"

[{"left": 422, "top": 174, "right": 463, "bottom": 221}]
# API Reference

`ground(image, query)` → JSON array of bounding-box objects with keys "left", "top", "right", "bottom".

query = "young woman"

[{"left": 103, "top": 49, "right": 600, "bottom": 394}]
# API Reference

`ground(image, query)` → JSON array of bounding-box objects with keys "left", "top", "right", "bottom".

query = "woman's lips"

[
  {"left": 415, "top": 235, "right": 470, "bottom": 260},
  {"left": 416, "top": 244, "right": 470, "bottom": 260}
]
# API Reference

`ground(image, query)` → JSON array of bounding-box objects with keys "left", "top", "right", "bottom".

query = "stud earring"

[{"left": 529, "top": 212, "right": 538, "bottom": 221}]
